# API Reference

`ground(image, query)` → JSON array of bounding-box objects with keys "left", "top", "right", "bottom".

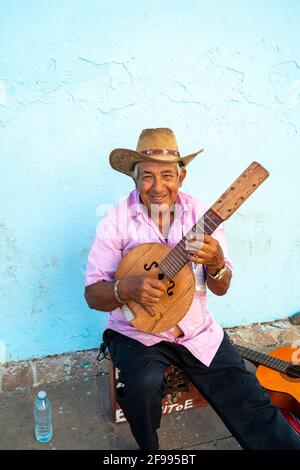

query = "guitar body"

[
  {"left": 115, "top": 243, "right": 195, "bottom": 333},
  {"left": 256, "top": 346, "right": 300, "bottom": 415}
]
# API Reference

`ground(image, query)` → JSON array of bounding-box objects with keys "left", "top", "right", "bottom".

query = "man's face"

[{"left": 136, "top": 161, "right": 186, "bottom": 212}]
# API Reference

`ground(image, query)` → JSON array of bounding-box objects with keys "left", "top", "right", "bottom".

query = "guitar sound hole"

[
  {"left": 144, "top": 261, "right": 159, "bottom": 271},
  {"left": 167, "top": 280, "right": 175, "bottom": 296}
]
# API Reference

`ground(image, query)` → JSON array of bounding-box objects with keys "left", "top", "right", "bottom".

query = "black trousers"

[{"left": 103, "top": 329, "right": 300, "bottom": 450}]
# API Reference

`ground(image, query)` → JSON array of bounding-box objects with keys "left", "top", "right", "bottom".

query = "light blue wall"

[{"left": 1, "top": 0, "right": 300, "bottom": 361}]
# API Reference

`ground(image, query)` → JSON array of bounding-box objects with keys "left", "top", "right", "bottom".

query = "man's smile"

[{"left": 150, "top": 194, "right": 168, "bottom": 203}]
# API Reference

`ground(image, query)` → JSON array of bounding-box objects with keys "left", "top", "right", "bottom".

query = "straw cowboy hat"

[{"left": 109, "top": 128, "right": 204, "bottom": 177}]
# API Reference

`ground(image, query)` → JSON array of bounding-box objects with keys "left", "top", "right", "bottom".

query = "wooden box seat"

[{"left": 108, "top": 360, "right": 208, "bottom": 423}]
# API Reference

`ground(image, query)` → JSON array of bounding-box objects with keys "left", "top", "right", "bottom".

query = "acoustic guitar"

[
  {"left": 115, "top": 161, "right": 269, "bottom": 333},
  {"left": 235, "top": 343, "right": 300, "bottom": 416}
]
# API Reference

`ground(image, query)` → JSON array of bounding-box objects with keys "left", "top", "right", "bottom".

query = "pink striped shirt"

[{"left": 85, "top": 189, "right": 233, "bottom": 366}]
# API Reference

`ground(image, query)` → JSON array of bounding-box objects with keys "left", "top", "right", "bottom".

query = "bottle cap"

[{"left": 38, "top": 391, "right": 47, "bottom": 399}]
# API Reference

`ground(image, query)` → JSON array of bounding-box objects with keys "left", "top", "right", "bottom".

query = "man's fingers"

[
  {"left": 189, "top": 248, "right": 208, "bottom": 258},
  {"left": 147, "top": 278, "right": 167, "bottom": 292},
  {"left": 189, "top": 255, "right": 205, "bottom": 264},
  {"left": 148, "top": 287, "right": 166, "bottom": 299},
  {"left": 185, "top": 236, "right": 204, "bottom": 251},
  {"left": 143, "top": 279, "right": 167, "bottom": 304},
  {"left": 142, "top": 294, "right": 162, "bottom": 306}
]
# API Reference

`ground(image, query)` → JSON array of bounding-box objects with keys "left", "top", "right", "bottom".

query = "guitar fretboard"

[{"left": 158, "top": 208, "right": 223, "bottom": 279}]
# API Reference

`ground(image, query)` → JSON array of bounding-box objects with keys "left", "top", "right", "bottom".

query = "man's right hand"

[{"left": 118, "top": 277, "right": 167, "bottom": 308}]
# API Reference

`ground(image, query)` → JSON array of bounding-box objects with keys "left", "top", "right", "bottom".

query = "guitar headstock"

[{"left": 211, "top": 162, "right": 270, "bottom": 221}]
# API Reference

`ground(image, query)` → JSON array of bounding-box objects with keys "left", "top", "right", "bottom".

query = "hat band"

[{"left": 140, "top": 149, "right": 180, "bottom": 157}]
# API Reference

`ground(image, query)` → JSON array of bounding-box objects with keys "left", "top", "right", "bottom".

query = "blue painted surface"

[{"left": 0, "top": 0, "right": 300, "bottom": 361}]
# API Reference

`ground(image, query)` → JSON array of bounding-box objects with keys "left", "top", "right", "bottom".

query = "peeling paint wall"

[{"left": 1, "top": 0, "right": 300, "bottom": 361}]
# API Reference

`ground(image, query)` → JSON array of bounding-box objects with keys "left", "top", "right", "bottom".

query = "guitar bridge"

[{"left": 144, "top": 306, "right": 156, "bottom": 317}]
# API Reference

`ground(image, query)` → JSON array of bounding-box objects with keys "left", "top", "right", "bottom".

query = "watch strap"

[{"left": 206, "top": 265, "right": 227, "bottom": 281}]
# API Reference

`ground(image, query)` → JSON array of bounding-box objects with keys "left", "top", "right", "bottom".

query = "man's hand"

[
  {"left": 187, "top": 234, "right": 225, "bottom": 275},
  {"left": 119, "top": 277, "right": 167, "bottom": 308}
]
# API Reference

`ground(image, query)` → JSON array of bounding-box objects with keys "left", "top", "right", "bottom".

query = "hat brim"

[{"left": 109, "top": 148, "right": 204, "bottom": 177}]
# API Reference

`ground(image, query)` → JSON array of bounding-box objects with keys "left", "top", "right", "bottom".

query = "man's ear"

[{"left": 179, "top": 168, "right": 187, "bottom": 187}]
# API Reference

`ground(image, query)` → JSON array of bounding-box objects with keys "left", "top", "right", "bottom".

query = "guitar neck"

[
  {"left": 158, "top": 208, "right": 222, "bottom": 279},
  {"left": 234, "top": 343, "right": 289, "bottom": 373},
  {"left": 159, "top": 161, "right": 269, "bottom": 279}
]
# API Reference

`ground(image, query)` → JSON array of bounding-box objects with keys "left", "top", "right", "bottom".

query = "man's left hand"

[{"left": 187, "top": 234, "right": 225, "bottom": 276}]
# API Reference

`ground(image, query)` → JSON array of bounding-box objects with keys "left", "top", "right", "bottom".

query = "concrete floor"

[{"left": 0, "top": 371, "right": 242, "bottom": 451}]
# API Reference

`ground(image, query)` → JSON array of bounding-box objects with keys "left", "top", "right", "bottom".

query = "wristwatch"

[{"left": 206, "top": 264, "right": 227, "bottom": 281}]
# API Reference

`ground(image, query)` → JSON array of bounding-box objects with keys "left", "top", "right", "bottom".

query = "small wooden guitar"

[
  {"left": 235, "top": 343, "right": 300, "bottom": 415},
  {"left": 115, "top": 162, "right": 269, "bottom": 333}
]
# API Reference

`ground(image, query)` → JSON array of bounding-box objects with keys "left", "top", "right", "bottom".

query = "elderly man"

[{"left": 84, "top": 128, "right": 300, "bottom": 450}]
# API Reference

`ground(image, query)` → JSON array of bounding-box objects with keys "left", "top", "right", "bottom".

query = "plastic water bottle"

[{"left": 34, "top": 391, "right": 53, "bottom": 442}]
